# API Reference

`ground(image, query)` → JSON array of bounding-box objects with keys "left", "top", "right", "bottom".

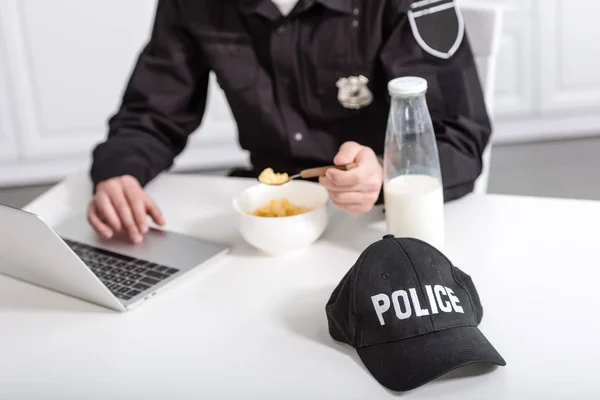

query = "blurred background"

[{"left": 1, "top": 0, "right": 599, "bottom": 207}]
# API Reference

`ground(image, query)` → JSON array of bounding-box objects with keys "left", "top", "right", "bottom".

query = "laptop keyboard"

[{"left": 62, "top": 238, "right": 180, "bottom": 301}]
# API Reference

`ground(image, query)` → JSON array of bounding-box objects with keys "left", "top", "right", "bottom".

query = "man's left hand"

[{"left": 319, "top": 141, "right": 383, "bottom": 214}]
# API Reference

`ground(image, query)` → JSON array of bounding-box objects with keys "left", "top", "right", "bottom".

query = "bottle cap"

[{"left": 388, "top": 76, "right": 428, "bottom": 97}]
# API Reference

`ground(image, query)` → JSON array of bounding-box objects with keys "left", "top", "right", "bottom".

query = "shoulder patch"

[{"left": 408, "top": 0, "right": 465, "bottom": 59}]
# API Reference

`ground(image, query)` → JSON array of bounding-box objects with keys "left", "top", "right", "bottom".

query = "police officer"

[{"left": 88, "top": 0, "right": 491, "bottom": 244}]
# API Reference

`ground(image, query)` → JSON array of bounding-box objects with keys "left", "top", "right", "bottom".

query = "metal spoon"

[{"left": 258, "top": 163, "right": 358, "bottom": 185}]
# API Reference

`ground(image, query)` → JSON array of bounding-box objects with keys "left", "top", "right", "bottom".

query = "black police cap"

[{"left": 325, "top": 235, "right": 506, "bottom": 392}]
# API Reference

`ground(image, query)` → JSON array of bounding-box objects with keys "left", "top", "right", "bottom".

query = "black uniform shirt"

[{"left": 91, "top": 0, "right": 492, "bottom": 202}]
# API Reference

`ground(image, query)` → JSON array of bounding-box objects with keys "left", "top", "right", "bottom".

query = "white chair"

[{"left": 459, "top": 2, "right": 504, "bottom": 194}]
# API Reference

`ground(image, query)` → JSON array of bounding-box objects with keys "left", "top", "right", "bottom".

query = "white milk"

[{"left": 383, "top": 174, "right": 445, "bottom": 250}]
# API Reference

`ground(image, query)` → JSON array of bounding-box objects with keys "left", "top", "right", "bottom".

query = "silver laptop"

[{"left": 0, "top": 203, "right": 230, "bottom": 312}]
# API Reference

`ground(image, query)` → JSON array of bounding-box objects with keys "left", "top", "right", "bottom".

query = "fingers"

[
  {"left": 329, "top": 191, "right": 378, "bottom": 206},
  {"left": 89, "top": 176, "right": 167, "bottom": 244},
  {"left": 122, "top": 178, "right": 148, "bottom": 235},
  {"left": 321, "top": 174, "right": 380, "bottom": 215},
  {"left": 330, "top": 199, "right": 376, "bottom": 215},
  {"left": 127, "top": 193, "right": 149, "bottom": 235},
  {"left": 94, "top": 191, "right": 122, "bottom": 232},
  {"left": 323, "top": 142, "right": 383, "bottom": 215},
  {"left": 87, "top": 202, "right": 113, "bottom": 239},
  {"left": 121, "top": 175, "right": 165, "bottom": 230},
  {"left": 145, "top": 197, "right": 166, "bottom": 226},
  {"left": 333, "top": 141, "right": 363, "bottom": 166},
  {"left": 324, "top": 167, "right": 366, "bottom": 187},
  {"left": 110, "top": 186, "right": 142, "bottom": 244},
  {"left": 319, "top": 175, "right": 381, "bottom": 193},
  {"left": 329, "top": 142, "right": 380, "bottom": 187}
]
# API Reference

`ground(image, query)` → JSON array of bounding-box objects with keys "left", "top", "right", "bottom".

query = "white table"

[{"left": 1, "top": 172, "right": 599, "bottom": 399}]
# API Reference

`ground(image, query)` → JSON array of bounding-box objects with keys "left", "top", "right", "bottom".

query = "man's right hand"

[{"left": 87, "top": 175, "right": 166, "bottom": 244}]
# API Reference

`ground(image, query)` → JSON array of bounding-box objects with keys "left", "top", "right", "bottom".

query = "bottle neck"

[
  {"left": 390, "top": 93, "right": 427, "bottom": 110},
  {"left": 389, "top": 93, "right": 430, "bottom": 135}
]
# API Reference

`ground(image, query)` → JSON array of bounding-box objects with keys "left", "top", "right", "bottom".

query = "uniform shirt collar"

[{"left": 239, "top": 0, "right": 353, "bottom": 18}]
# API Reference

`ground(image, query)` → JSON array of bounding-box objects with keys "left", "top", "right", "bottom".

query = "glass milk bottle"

[{"left": 382, "top": 76, "right": 445, "bottom": 250}]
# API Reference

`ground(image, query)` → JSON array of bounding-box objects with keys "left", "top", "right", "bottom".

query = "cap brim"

[{"left": 356, "top": 326, "right": 506, "bottom": 392}]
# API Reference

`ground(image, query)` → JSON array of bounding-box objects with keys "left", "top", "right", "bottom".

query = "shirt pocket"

[
  {"left": 303, "top": 65, "right": 374, "bottom": 122},
  {"left": 202, "top": 38, "right": 259, "bottom": 93}
]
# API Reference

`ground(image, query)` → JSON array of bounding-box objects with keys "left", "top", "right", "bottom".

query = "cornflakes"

[{"left": 248, "top": 198, "right": 310, "bottom": 217}]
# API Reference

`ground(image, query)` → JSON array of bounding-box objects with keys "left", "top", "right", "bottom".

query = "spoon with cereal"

[{"left": 257, "top": 163, "right": 358, "bottom": 185}]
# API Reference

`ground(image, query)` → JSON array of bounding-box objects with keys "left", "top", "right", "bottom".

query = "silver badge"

[{"left": 336, "top": 75, "right": 373, "bottom": 110}]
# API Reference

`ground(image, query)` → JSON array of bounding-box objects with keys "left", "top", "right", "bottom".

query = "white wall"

[
  {"left": 1, "top": 0, "right": 600, "bottom": 187},
  {"left": 0, "top": 0, "right": 248, "bottom": 187},
  {"left": 486, "top": 0, "right": 600, "bottom": 143}
]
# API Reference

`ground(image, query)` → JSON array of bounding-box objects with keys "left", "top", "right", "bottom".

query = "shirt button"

[
  {"left": 276, "top": 26, "right": 286, "bottom": 35},
  {"left": 293, "top": 132, "right": 303, "bottom": 141}
]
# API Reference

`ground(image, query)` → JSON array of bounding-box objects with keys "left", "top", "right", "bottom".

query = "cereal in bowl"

[{"left": 248, "top": 198, "right": 310, "bottom": 217}]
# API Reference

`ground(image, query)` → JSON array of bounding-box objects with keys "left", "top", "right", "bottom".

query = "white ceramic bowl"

[{"left": 232, "top": 180, "right": 329, "bottom": 255}]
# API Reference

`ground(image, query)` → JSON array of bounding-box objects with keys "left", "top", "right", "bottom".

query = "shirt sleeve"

[
  {"left": 90, "top": 0, "right": 210, "bottom": 188},
  {"left": 378, "top": 1, "right": 492, "bottom": 202}
]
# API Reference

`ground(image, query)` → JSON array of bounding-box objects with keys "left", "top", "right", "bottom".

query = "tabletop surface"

[{"left": 1, "top": 171, "right": 599, "bottom": 400}]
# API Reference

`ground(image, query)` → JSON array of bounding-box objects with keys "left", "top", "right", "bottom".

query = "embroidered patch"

[
  {"left": 408, "top": 0, "right": 465, "bottom": 59},
  {"left": 335, "top": 75, "right": 373, "bottom": 110}
]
